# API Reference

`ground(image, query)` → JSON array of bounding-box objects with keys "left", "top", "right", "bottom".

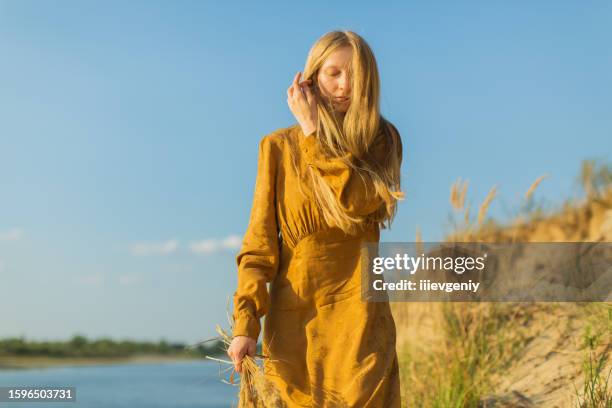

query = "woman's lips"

[{"left": 334, "top": 96, "right": 350, "bottom": 102}]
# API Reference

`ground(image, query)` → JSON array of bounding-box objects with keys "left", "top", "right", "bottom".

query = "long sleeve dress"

[{"left": 232, "top": 123, "right": 402, "bottom": 407}]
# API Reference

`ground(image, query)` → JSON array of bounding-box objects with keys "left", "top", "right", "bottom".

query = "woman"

[{"left": 228, "top": 30, "right": 404, "bottom": 407}]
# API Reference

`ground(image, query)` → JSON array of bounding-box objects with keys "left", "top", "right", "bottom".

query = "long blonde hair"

[{"left": 290, "top": 30, "right": 405, "bottom": 235}]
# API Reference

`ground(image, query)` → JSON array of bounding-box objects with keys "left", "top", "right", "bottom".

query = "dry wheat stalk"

[
  {"left": 415, "top": 225, "right": 424, "bottom": 256},
  {"left": 464, "top": 205, "right": 470, "bottom": 225},
  {"left": 525, "top": 174, "right": 549, "bottom": 201},
  {"left": 477, "top": 185, "right": 498, "bottom": 226},
  {"left": 193, "top": 298, "right": 286, "bottom": 407},
  {"left": 204, "top": 324, "right": 287, "bottom": 407},
  {"left": 450, "top": 178, "right": 469, "bottom": 210}
]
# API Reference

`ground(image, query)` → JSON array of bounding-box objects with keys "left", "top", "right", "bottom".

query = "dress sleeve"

[
  {"left": 298, "top": 126, "right": 400, "bottom": 218},
  {"left": 232, "top": 135, "right": 280, "bottom": 341}
]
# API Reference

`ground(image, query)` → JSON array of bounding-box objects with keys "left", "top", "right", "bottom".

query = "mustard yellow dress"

[{"left": 232, "top": 123, "right": 402, "bottom": 407}]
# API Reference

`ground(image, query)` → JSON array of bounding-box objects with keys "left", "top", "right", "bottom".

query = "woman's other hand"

[
  {"left": 227, "top": 335, "right": 257, "bottom": 374},
  {"left": 287, "top": 71, "right": 318, "bottom": 137}
]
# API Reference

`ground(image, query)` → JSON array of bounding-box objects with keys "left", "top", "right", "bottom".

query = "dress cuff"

[{"left": 232, "top": 309, "right": 261, "bottom": 341}]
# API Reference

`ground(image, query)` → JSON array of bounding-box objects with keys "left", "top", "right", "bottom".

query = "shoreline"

[{"left": 0, "top": 354, "right": 205, "bottom": 370}]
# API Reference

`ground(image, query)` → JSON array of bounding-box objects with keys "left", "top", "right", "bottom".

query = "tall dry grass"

[{"left": 393, "top": 158, "right": 612, "bottom": 407}]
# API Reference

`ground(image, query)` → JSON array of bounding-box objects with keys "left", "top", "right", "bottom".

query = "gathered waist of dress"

[{"left": 280, "top": 222, "right": 379, "bottom": 259}]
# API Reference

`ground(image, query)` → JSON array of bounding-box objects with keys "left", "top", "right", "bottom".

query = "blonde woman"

[{"left": 228, "top": 30, "right": 404, "bottom": 407}]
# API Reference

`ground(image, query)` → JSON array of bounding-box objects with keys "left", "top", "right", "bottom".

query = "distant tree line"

[{"left": 0, "top": 335, "right": 227, "bottom": 359}]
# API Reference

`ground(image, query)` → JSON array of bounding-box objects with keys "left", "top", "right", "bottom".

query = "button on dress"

[{"left": 232, "top": 123, "right": 402, "bottom": 407}]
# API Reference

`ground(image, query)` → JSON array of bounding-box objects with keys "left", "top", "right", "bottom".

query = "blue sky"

[{"left": 0, "top": 1, "right": 610, "bottom": 344}]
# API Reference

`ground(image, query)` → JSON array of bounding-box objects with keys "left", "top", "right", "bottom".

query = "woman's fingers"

[
  {"left": 303, "top": 84, "right": 315, "bottom": 105},
  {"left": 291, "top": 72, "right": 300, "bottom": 95},
  {"left": 228, "top": 348, "right": 244, "bottom": 374},
  {"left": 288, "top": 73, "right": 317, "bottom": 123},
  {"left": 299, "top": 79, "right": 311, "bottom": 93},
  {"left": 234, "top": 352, "right": 242, "bottom": 373},
  {"left": 288, "top": 70, "right": 312, "bottom": 98},
  {"left": 228, "top": 346, "right": 240, "bottom": 372},
  {"left": 247, "top": 340, "right": 256, "bottom": 357},
  {"left": 293, "top": 71, "right": 301, "bottom": 87},
  {"left": 292, "top": 74, "right": 302, "bottom": 97},
  {"left": 288, "top": 73, "right": 300, "bottom": 97}
]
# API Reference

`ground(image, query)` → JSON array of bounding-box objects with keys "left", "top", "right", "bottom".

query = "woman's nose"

[{"left": 338, "top": 73, "right": 350, "bottom": 93}]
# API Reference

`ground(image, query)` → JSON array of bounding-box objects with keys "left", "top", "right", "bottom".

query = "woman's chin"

[{"left": 332, "top": 104, "right": 349, "bottom": 113}]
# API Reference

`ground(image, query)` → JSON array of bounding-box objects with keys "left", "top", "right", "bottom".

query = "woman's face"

[{"left": 316, "top": 46, "right": 352, "bottom": 113}]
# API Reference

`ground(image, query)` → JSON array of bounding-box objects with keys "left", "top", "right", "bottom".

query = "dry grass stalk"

[
  {"left": 196, "top": 298, "right": 286, "bottom": 407},
  {"left": 205, "top": 324, "right": 286, "bottom": 408},
  {"left": 525, "top": 174, "right": 549, "bottom": 201},
  {"left": 415, "top": 225, "right": 424, "bottom": 256},
  {"left": 477, "top": 185, "right": 498, "bottom": 226},
  {"left": 236, "top": 351, "right": 286, "bottom": 407},
  {"left": 580, "top": 160, "right": 595, "bottom": 198},
  {"left": 450, "top": 178, "right": 469, "bottom": 210}
]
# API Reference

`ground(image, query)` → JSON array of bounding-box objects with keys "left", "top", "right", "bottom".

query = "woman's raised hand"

[
  {"left": 287, "top": 71, "right": 318, "bottom": 137},
  {"left": 227, "top": 335, "right": 256, "bottom": 374}
]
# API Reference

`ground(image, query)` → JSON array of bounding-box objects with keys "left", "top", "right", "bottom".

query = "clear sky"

[{"left": 1, "top": 1, "right": 610, "bottom": 344}]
